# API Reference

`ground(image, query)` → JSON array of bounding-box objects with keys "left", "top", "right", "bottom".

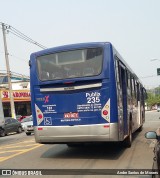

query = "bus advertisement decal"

[
  {"left": 64, "top": 112, "right": 79, "bottom": 118},
  {"left": 42, "top": 104, "right": 57, "bottom": 114},
  {"left": 44, "top": 95, "right": 49, "bottom": 103},
  {"left": 60, "top": 112, "right": 81, "bottom": 122}
]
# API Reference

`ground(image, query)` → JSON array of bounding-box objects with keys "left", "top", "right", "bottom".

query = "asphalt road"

[{"left": 0, "top": 110, "right": 160, "bottom": 178}]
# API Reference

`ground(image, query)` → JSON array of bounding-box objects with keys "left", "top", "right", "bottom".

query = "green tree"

[
  {"left": 146, "top": 89, "right": 160, "bottom": 107},
  {"left": 146, "top": 93, "right": 156, "bottom": 107}
]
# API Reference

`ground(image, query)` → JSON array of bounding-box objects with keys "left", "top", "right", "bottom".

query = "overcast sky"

[{"left": 0, "top": 0, "right": 160, "bottom": 89}]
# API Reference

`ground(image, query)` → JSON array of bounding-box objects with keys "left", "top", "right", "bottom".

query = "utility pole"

[
  {"left": 2, "top": 23, "right": 16, "bottom": 119},
  {"left": 0, "top": 93, "right": 5, "bottom": 125}
]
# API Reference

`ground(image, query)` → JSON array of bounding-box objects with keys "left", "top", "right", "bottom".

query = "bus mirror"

[{"left": 29, "top": 60, "right": 31, "bottom": 68}]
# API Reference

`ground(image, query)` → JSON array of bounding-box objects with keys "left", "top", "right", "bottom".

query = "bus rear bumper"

[{"left": 34, "top": 123, "right": 119, "bottom": 144}]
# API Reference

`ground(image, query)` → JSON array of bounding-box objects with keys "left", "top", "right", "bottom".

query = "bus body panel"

[
  {"left": 34, "top": 123, "right": 119, "bottom": 143},
  {"left": 33, "top": 82, "right": 114, "bottom": 127}
]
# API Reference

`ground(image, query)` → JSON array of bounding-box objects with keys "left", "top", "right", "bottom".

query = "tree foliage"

[{"left": 146, "top": 88, "right": 160, "bottom": 107}]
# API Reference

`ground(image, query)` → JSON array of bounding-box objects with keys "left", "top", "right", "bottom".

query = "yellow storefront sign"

[{"left": 0, "top": 90, "right": 31, "bottom": 102}]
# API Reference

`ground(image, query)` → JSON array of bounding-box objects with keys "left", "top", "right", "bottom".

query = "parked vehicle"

[
  {"left": 0, "top": 118, "right": 22, "bottom": 137},
  {"left": 16, "top": 115, "right": 27, "bottom": 122},
  {"left": 157, "top": 106, "right": 160, "bottom": 112},
  {"left": 21, "top": 116, "right": 33, "bottom": 136},
  {"left": 145, "top": 131, "right": 160, "bottom": 178}
]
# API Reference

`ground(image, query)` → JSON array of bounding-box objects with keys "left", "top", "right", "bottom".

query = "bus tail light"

[
  {"left": 38, "top": 127, "right": 43, "bottom": 131},
  {"left": 103, "top": 125, "right": 110, "bottom": 128},
  {"left": 103, "top": 110, "right": 108, "bottom": 115},
  {"left": 35, "top": 104, "right": 44, "bottom": 125},
  {"left": 38, "top": 114, "right": 43, "bottom": 119},
  {"left": 101, "top": 99, "right": 110, "bottom": 122}
]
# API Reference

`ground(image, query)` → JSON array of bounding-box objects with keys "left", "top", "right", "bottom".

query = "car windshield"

[
  {"left": 37, "top": 47, "right": 103, "bottom": 81},
  {"left": 21, "top": 117, "right": 33, "bottom": 122}
]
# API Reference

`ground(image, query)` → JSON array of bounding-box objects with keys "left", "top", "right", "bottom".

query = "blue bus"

[{"left": 30, "top": 42, "right": 146, "bottom": 147}]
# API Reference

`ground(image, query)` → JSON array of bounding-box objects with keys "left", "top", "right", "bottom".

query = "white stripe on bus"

[{"left": 40, "top": 83, "right": 102, "bottom": 92}]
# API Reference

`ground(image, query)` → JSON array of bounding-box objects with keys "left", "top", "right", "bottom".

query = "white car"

[
  {"left": 157, "top": 106, "right": 160, "bottom": 112},
  {"left": 21, "top": 116, "right": 34, "bottom": 136}
]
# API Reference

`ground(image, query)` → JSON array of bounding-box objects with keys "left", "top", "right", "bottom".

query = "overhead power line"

[
  {"left": 0, "top": 22, "right": 47, "bottom": 49},
  {"left": 0, "top": 51, "right": 28, "bottom": 62},
  {"left": 0, "top": 70, "right": 30, "bottom": 79}
]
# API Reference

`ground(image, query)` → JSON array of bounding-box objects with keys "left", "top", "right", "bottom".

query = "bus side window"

[
  {"left": 132, "top": 77, "right": 137, "bottom": 106},
  {"left": 118, "top": 62, "right": 122, "bottom": 89},
  {"left": 126, "top": 71, "right": 128, "bottom": 88},
  {"left": 115, "top": 58, "right": 122, "bottom": 108},
  {"left": 130, "top": 76, "right": 135, "bottom": 104},
  {"left": 136, "top": 82, "right": 140, "bottom": 103},
  {"left": 140, "top": 86, "right": 145, "bottom": 105},
  {"left": 132, "top": 78, "right": 135, "bottom": 97},
  {"left": 128, "top": 72, "right": 131, "bottom": 89},
  {"left": 130, "top": 74, "right": 133, "bottom": 97},
  {"left": 115, "top": 59, "right": 121, "bottom": 90},
  {"left": 131, "top": 77, "right": 134, "bottom": 95},
  {"left": 127, "top": 72, "right": 131, "bottom": 95}
]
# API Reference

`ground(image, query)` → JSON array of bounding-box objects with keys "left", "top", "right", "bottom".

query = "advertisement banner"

[{"left": 0, "top": 90, "right": 31, "bottom": 102}]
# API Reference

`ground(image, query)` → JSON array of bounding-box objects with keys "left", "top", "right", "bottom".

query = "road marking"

[
  {"left": 0, "top": 144, "right": 38, "bottom": 149},
  {"left": 0, "top": 143, "right": 43, "bottom": 162},
  {"left": 0, "top": 157, "right": 6, "bottom": 161},
  {"left": 0, "top": 149, "right": 31, "bottom": 154},
  {"left": 0, "top": 139, "right": 35, "bottom": 148},
  {"left": 20, "top": 140, "right": 35, "bottom": 143}
]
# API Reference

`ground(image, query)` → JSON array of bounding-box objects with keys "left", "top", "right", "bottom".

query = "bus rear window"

[{"left": 36, "top": 48, "right": 103, "bottom": 81}]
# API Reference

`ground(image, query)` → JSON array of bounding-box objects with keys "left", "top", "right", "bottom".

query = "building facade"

[{"left": 0, "top": 81, "right": 31, "bottom": 117}]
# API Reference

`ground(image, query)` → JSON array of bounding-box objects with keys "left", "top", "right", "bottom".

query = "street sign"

[{"left": 157, "top": 68, "right": 160, "bottom": 75}]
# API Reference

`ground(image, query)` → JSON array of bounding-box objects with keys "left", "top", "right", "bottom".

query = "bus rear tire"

[
  {"left": 0, "top": 129, "right": 5, "bottom": 137},
  {"left": 123, "top": 123, "right": 132, "bottom": 148},
  {"left": 26, "top": 132, "right": 31, "bottom": 136},
  {"left": 137, "top": 125, "right": 143, "bottom": 132}
]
